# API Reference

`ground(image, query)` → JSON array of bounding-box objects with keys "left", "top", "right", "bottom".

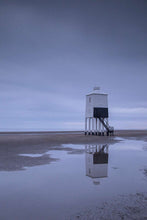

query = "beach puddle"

[{"left": 0, "top": 139, "right": 146, "bottom": 219}]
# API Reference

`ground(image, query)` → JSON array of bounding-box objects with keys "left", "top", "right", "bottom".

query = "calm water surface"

[{"left": 0, "top": 138, "right": 147, "bottom": 219}]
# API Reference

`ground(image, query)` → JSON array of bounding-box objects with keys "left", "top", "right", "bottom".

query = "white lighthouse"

[{"left": 85, "top": 87, "right": 113, "bottom": 136}]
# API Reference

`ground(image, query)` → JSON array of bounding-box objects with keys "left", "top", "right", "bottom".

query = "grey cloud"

[{"left": 0, "top": 0, "right": 147, "bottom": 130}]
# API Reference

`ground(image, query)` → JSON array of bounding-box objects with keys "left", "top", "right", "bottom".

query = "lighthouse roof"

[{"left": 87, "top": 87, "right": 107, "bottom": 96}]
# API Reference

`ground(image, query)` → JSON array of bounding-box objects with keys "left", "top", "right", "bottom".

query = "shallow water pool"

[{"left": 0, "top": 138, "right": 146, "bottom": 219}]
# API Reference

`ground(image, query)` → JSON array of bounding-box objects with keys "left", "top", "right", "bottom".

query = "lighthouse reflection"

[{"left": 85, "top": 144, "right": 109, "bottom": 179}]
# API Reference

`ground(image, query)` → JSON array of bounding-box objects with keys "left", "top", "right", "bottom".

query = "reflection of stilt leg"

[
  {"left": 88, "top": 118, "right": 91, "bottom": 135},
  {"left": 85, "top": 118, "right": 87, "bottom": 135}
]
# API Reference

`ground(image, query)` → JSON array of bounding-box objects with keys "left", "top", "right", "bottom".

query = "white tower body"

[{"left": 85, "top": 87, "right": 113, "bottom": 135}]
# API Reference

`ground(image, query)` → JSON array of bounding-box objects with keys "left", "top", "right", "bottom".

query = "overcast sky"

[{"left": 0, "top": 0, "right": 147, "bottom": 131}]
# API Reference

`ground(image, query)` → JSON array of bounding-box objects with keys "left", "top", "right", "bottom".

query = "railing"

[{"left": 99, "top": 118, "right": 114, "bottom": 133}]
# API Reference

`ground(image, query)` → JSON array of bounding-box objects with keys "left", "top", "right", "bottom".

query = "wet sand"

[
  {"left": 70, "top": 192, "right": 147, "bottom": 220},
  {"left": 0, "top": 130, "right": 117, "bottom": 171},
  {"left": 0, "top": 130, "right": 147, "bottom": 172},
  {"left": 0, "top": 130, "right": 147, "bottom": 146},
  {"left": 0, "top": 130, "right": 147, "bottom": 219}
]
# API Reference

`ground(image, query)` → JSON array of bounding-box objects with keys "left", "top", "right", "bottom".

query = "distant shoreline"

[
  {"left": 0, "top": 130, "right": 147, "bottom": 147},
  {"left": 0, "top": 129, "right": 147, "bottom": 134}
]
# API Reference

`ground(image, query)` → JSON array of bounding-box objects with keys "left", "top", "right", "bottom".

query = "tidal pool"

[{"left": 0, "top": 138, "right": 146, "bottom": 219}]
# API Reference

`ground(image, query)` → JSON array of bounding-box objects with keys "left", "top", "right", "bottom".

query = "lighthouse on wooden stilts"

[{"left": 85, "top": 87, "right": 114, "bottom": 136}]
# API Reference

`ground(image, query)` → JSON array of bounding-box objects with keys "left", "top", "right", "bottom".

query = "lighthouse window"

[{"left": 89, "top": 97, "right": 91, "bottom": 103}]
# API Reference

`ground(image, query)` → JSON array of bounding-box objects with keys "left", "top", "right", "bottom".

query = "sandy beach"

[
  {"left": 0, "top": 130, "right": 147, "bottom": 171},
  {"left": 0, "top": 130, "right": 147, "bottom": 219},
  {"left": 1, "top": 130, "right": 147, "bottom": 146},
  {"left": 70, "top": 192, "right": 147, "bottom": 220}
]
